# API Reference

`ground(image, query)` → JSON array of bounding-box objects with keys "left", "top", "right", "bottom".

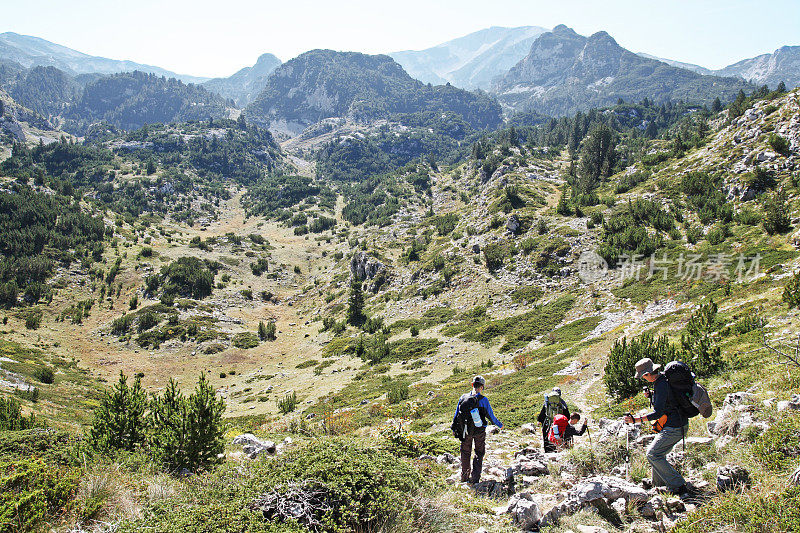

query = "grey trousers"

[{"left": 646, "top": 424, "right": 687, "bottom": 490}]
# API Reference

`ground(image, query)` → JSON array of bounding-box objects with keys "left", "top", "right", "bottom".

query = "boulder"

[
  {"left": 512, "top": 458, "right": 549, "bottom": 477},
  {"left": 709, "top": 392, "right": 755, "bottom": 436},
  {"left": 349, "top": 251, "right": 385, "bottom": 281},
  {"left": 717, "top": 464, "right": 750, "bottom": 491},
  {"left": 572, "top": 476, "right": 648, "bottom": 505},
  {"left": 506, "top": 492, "right": 542, "bottom": 530},
  {"left": 641, "top": 495, "right": 665, "bottom": 519},
  {"left": 506, "top": 214, "right": 521, "bottom": 234},
  {"left": 519, "top": 423, "right": 537, "bottom": 435},
  {"left": 437, "top": 452, "right": 457, "bottom": 465},
  {"left": 777, "top": 394, "right": 800, "bottom": 412},
  {"left": 232, "top": 433, "right": 276, "bottom": 459}
]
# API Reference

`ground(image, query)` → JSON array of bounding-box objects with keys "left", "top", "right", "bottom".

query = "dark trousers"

[
  {"left": 542, "top": 425, "right": 556, "bottom": 453},
  {"left": 460, "top": 430, "right": 486, "bottom": 482}
]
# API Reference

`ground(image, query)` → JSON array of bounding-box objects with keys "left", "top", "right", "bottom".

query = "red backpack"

[{"left": 547, "top": 414, "right": 569, "bottom": 446}]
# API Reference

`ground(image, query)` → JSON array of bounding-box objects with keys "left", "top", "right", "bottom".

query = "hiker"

[
  {"left": 451, "top": 375, "right": 503, "bottom": 483},
  {"left": 548, "top": 412, "right": 587, "bottom": 450},
  {"left": 537, "top": 387, "right": 570, "bottom": 452},
  {"left": 624, "top": 358, "right": 690, "bottom": 496},
  {"left": 563, "top": 413, "right": 588, "bottom": 448}
]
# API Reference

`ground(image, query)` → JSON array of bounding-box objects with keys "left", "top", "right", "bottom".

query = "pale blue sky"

[{"left": 2, "top": 0, "right": 798, "bottom": 78}]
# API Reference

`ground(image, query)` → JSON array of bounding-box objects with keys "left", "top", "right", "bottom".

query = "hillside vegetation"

[{"left": 0, "top": 70, "right": 799, "bottom": 533}]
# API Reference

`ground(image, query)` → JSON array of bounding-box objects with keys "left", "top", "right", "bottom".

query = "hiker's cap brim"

[{"left": 634, "top": 363, "right": 661, "bottom": 378}]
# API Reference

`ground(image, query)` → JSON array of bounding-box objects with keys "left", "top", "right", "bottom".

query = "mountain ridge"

[
  {"left": 492, "top": 25, "right": 753, "bottom": 115},
  {"left": 0, "top": 31, "right": 208, "bottom": 84}
]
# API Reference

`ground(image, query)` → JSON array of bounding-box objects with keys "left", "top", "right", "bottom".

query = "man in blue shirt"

[
  {"left": 624, "top": 358, "right": 689, "bottom": 496},
  {"left": 453, "top": 375, "right": 503, "bottom": 483}
]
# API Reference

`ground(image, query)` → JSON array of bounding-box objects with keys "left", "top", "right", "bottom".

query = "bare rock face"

[
  {"left": 349, "top": 252, "right": 385, "bottom": 281},
  {"left": 232, "top": 433, "right": 276, "bottom": 459}
]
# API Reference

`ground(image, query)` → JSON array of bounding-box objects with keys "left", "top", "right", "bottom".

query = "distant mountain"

[
  {"left": 390, "top": 26, "right": 548, "bottom": 89},
  {"left": 636, "top": 53, "right": 711, "bottom": 75},
  {"left": 714, "top": 45, "right": 800, "bottom": 89},
  {"left": 0, "top": 32, "right": 207, "bottom": 84},
  {"left": 492, "top": 25, "right": 752, "bottom": 116},
  {"left": 66, "top": 71, "right": 231, "bottom": 132},
  {"left": 245, "top": 49, "right": 502, "bottom": 136},
  {"left": 203, "top": 53, "right": 282, "bottom": 106}
]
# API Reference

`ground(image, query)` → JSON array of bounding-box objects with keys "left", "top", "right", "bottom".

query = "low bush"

[
  {"left": 0, "top": 457, "right": 81, "bottom": 532},
  {"left": 604, "top": 333, "right": 678, "bottom": 400},
  {"left": 752, "top": 414, "right": 800, "bottom": 471},
  {"left": 233, "top": 332, "right": 260, "bottom": 349}
]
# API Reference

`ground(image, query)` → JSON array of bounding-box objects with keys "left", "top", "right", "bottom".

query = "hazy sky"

[{"left": 2, "top": 0, "right": 798, "bottom": 78}]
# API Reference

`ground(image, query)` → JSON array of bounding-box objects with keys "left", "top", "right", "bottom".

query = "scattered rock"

[
  {"left": 717, "top": 464, "right": 750, "bottom": 491},
  {"left": 232, "top": 434, "right": 276, "bottom": 459},
  {"left": 506, "top": 492, "right": 542, "bottom": 530},
  {"left": 519, "top": 423, "right": 537, "bottom": 435},
  {"left": 791, "top": 465, "right": 800, "bottom": 486},
  {"left": 506, "top": 214, "right": 521, "bottom": 234},
  {"left": 777, "top": 394, "right": 800, "bottom": 412}
]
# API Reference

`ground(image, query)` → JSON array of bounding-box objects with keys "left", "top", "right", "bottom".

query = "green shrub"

[
  {"left": 296, "top": 360, "right": 319, "bottom": 369},
  {"left": 386, "top": 381, "right": 410, "bottom": 404},
  {"left": 0, "top": 397, "right": 36, "bottom": 431},
  {"left": 233, "top": 332, "right": 260, "bottom": 349},
  {"left": 510, "top": 285, "right": 543, "bottom": 304},
  {"left": 251, "top": 439, "right": 425, "bottom": 532},
  {"left": 673, "top": 486, "right": 800, "bottom": 533},
  {"left": 23, "top": 309, "right": 42, "bottom": 330},
  {"left": 277, "top": 391, "right": 298, "bottom": 415},
  {"left": 137, "top": 311, "right": 159, "bottom": 332},
  {"left": 604, "top": 333, "right": 678, "bottom": 400},
  {"left": 753, "top": 414, "right": 800, "bottom": 471},
  {"left": 681, "top": 301, "right": 723, "bottom": 378},
  {"left": 409, "top": 325, "right": 419, "bottom": 337},
  {"left": 783, "top": 271, "right": 800, "bottom": 309},
  {"left": 258, "top": 320, "right": 276, "bottom": 341},
  {"left": 769, "top": 133, "right": 791, "bottom": 156},
  {"left": 483, "top": 242, "right": 513, "bottom": 271},
  {"left": 763, "top": 188, "right": 792, "bottom": 234},
  {"left": 90, "top": 371, "right": 148, "bottom": 452},
  {"left": 33, "top": 366, "right": 54, "bottom": 384},
  {"left": 0, "top": 458, "right": 81, "bottom": 533}
]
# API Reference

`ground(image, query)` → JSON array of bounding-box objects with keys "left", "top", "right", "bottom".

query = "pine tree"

[
  {"left": 764, "top": 188, "right": 792, "bottom": 235},
  {"left": 90, "top": 371, "right": 148, "bottom": 451},
  {"left": 259, "top": 320, "right": 276, "bottom": 341},
  {"left": 346, "top": 279, "right": 365, "bottom": 326},
  {"left": 681, "top": 301, "right": 722, "bottom": 377},
  {"left": 577, "top": 124, "right": 617, "bottom": 194},
  {"left": 776, "top": 81, "right": 786, "bottom": 94},
  {"left": 604, "top": 333, "right": 677, "bottom": 400},
  {"left": 146, "top": 159, "right": 157, "bottom": 175},
  {"left": 185, "top": 373, "right": 225, "bottom": 470},
  {"left": 149, "top": 378, "right": 189, "bottom": 471},
  {"left": 711, "top": 97, "right": 722, "bottom": 113}
]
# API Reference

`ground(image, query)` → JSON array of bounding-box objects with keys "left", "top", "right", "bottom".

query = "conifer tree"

[
  {"left": 185, "top": 373, "right": 225, "bottom": 470},
  {"left": 347, "top": 279, "right": 365, "bottom": 326},
  {"left": 681, "top": 301, "right": 722, "bottom": 377},
  {"left": 90, "top": 371, "right": 148, "bottom": 451},
  {"left": 149, "top": 378, "right": 188, "bottom": 470}
]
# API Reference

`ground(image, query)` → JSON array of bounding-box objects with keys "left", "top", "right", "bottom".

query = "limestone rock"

[
  {"left": 709, "top": 392, "right": 754, "bottom": 436},
  {"left": 572, "top": 476, "right": 648, "bottom": 505},
  {"left": 519, "top": 423, "right": 537, "bottom": 434},
  {"left": 232, "top": 433, "right": 276, "bottom": 459},
  {"left": 717, "top": 464, "right": 750, "bottom": 491},
  {"left": 777, "top": 394, "right": 800, "bottom": 412},
  {"left": 506, "top": 214, "right": 521, "bottom": 234},
  {"left": 349, "top": 251, "right": 385, "bottom": 281},
  {"left": 506, "top": 492, "right": 542, "bottom": 530}
]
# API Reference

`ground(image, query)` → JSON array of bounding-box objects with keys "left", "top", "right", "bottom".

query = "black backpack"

[
  {"left": 664, "top": 361, "right": 700, "bottom": 418},
  {"left": 451, "top": 394, "right": 486, "bottom": 440}
]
